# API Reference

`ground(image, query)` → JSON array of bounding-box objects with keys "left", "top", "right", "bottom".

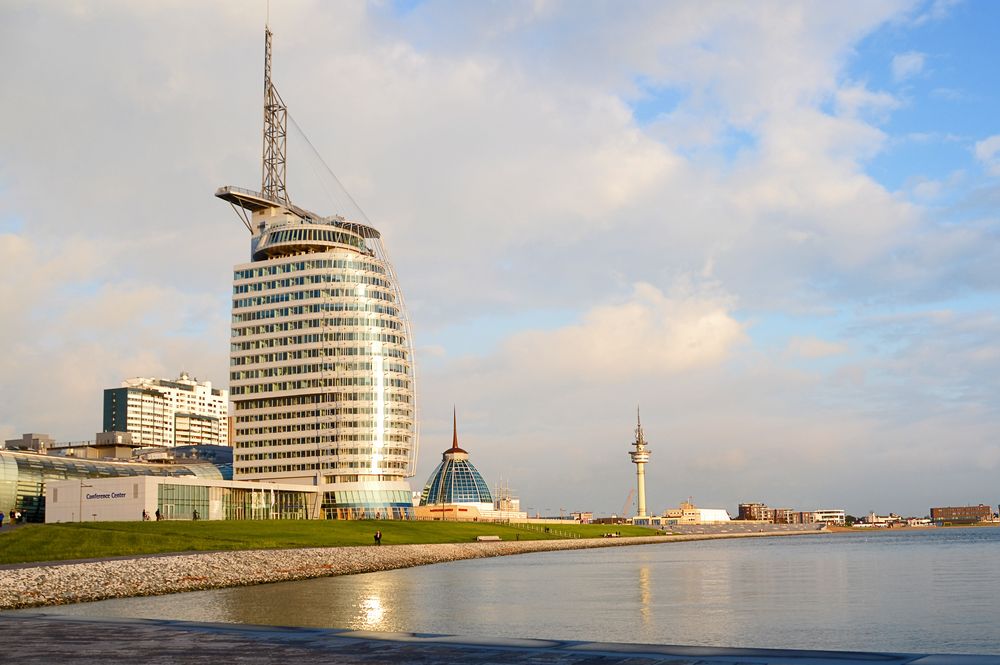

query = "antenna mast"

[{"left": 262, "top": 27, "right": 289, "bottom": 204}]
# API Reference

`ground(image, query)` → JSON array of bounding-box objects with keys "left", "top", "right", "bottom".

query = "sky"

[{"left": 2, "top": 0, "right": 999, "bottom": 518}]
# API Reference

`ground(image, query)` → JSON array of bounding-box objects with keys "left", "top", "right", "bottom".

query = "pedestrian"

[
  {"left": 374, "top": 529, "right": 382, "bottom": 545},
  {"left": 155, "top": 509, "right": 161, "bottom": 521},
  {"left": 193, "top": 509, "right": 199, "bottom": 521},
  {"left": 14, "top": 510, "right": 20, "bottom": 524},
  {"left": 142, "top": 510, "right": 148, "bottom": 521},
  {"left": 0, "top": 511, "right": 5, "bottom": 528}
]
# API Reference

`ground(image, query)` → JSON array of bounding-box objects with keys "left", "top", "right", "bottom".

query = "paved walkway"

[{"left": 0, "top": 614, "right": 996, "bottom": 664}]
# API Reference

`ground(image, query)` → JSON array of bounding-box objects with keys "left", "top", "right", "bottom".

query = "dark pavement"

[{"left": 0, "top": 614, "right": 997, "bottom": 664}]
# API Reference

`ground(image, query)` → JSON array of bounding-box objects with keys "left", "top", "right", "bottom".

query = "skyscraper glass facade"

[
  {"left": 227, "top": 210, "right": 417, "bottom": 519},
  {"left": 220, "top": 28, "right": 417, "bottom": 519}
]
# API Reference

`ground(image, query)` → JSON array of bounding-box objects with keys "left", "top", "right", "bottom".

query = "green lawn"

[{"left": 0, "top": 521, "right": 658, "bottom": 565}]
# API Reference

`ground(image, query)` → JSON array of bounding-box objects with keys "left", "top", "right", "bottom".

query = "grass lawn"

[{"left": 0, "top": 521, "right": 658, "bottom": 565}]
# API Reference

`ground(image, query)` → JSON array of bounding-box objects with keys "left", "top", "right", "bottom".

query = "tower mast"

[
  {"left": 261, "top": 27, "right": 288, "bottom": 204},
  {"left": 629, "top": 406, "right": 651, "bottom": 519}
]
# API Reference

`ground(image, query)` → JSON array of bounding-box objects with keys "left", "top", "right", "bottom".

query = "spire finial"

[{"left": 452, "top": 405, "right": 459, "bottom": 450}]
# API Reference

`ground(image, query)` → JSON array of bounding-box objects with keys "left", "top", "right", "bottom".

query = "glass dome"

[
  {"left": 419, "top": 409, "right": 493, "bottom": 506},
  {"left": 420, "top": 457, "right": 493, "bottom": 506}
]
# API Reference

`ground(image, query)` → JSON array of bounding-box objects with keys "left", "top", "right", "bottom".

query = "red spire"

[{"left": 444, "top": 406, "right": 467, "bottom": 457}]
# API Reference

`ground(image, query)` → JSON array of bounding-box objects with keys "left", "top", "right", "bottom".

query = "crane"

[{"left": 620, "top": 488, "right": 636, "bottom": 521}]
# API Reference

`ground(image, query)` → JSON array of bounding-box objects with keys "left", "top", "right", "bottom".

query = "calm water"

[{"left": 36, "top": 528, "right": 1000, "bottom": 654}]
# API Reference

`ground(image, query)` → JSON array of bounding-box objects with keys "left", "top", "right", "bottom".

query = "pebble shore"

[{"left": 0, "top": 532, "right": 806, "bottom": 610}]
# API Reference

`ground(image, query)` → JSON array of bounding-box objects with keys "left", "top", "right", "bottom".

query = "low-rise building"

[
  {"left": 0, "top": 449, "right": 225, "bottom": 522},
  {"left": 812, "top": 509, "right": 846, "bottom": 525},
  {"left": 738, "top": 502, "right": 772, "bottom": 521},
  {"left": 46, "top": 475, "right": 315, "bottom": 523},
  {"left": 4, "top": 433, "right": 55, "bottom": 453},
  {"left": 930, "top": 504, "right": 993, "bottom": 524},
  {"left": 659, "top": 501, "right": 731, "bottom": 525}
]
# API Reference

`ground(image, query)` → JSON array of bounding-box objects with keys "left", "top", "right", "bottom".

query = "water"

[{"left": 37, "top": 528, "right": 1000, "bottom": 654}]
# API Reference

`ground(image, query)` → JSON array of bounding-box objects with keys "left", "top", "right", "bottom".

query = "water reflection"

[
  {"left": 357, "top": 595, "right": 385, "bottom": 629},
  {"left": 638, "top": 565, "right": 651, "bottom": 627},
  {"left": 28, "top": 530, "right": 1000, "bottom": 655}
]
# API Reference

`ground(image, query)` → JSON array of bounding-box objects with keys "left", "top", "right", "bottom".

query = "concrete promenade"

[{"left": 1, "top": 614, "right": 997, "bottom": 664}]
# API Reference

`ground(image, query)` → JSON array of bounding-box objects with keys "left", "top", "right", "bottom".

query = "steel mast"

[{"left": 261, "top": 26, "right": 288, "bottom": 205}]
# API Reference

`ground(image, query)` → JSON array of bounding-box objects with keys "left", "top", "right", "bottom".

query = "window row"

[
  {"left": 232, "top": 320, "right": 407, "bottom": 343},
  {"left": 233, "top": 392, "right": 415, "bottom": 410},
  {"left": 236, "top": 461, "right": 409, "bottom": 475},
  {"left": 230, "top": 362, "right": 409, "bottom": 381},
  {"left": 232, "top": 309, "right": 404, "bottom": 330},
  {"left": 233, "top": 292, "right": 399, "bottom": 317},
  {"left": 231, "top": 383, "right": 414, "bottom": 402},
  {"left": 236, "top": 446, "right": 410, "bottom": 461},
  {"left": 234, "top": 257, "right": 385, "bottom": 281},
  {"left": 231, "top": 346, "right": 409, "bottom": 366},
  {"left": 236, "top": 420, "right": 413, "bottom": 435},
  {"left": 235, "top": 406, "right": 414, "bottom": 422},
  {"left": 262, "top": 226, "right": 367, "bottom": 251}
]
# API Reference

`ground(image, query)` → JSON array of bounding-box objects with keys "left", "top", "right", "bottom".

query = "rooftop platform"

[{"left": 1, "top": 614, "right": 996, "bottom": 664}]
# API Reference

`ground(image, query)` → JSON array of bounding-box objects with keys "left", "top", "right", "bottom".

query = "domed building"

[{"left": 416, "top": 410, "right": 496, "bottom": 520}]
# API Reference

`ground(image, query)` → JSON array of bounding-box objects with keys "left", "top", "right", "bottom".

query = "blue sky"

[{"left": 1, "top": 0, "right": 999, "bottom": 517}]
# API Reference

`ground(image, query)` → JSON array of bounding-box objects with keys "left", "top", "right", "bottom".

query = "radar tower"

[{"left": 629, "top": 406, "right": 651, "bottom": 518}]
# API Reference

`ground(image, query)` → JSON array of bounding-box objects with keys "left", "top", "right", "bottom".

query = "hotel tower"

[{"left": 218, "top": 28, "right": 418, "bottom": 519}]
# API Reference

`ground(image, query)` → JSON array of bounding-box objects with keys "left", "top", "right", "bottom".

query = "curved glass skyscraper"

[{"left": 219, "top": 28, "right": 417, "bottom": 519}]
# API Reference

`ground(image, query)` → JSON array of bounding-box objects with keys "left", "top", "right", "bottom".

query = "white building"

[
  {"left": 218, "top": 28, "right": 417, "bottom": 519},
  {"left": 103, "top": 373, "right": 229, "bottom": 448},
  {"left": 46, "top": 476, "right": 317, "bottom": 523},
  {"left": 812, "top": 509, "right": 847, "bottom": 525}
]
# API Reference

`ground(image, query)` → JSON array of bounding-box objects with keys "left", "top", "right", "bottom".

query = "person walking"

[
  {"left": 0, "top": 511, "right": 5, "bottom": 528},
  {"left": 374, "top": 529, "right": 382, "bottom": 546}
]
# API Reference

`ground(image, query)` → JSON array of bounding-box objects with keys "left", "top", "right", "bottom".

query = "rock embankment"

[{"left": 0, "top": 531, "right": 811, "bottom": 610}]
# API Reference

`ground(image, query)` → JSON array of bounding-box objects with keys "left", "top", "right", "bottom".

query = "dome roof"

[{"left": 419, "top": 409, "right": 493, "bottom": 506}]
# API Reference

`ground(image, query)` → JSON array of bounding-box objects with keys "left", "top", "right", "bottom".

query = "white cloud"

[
  {"left": 974, "top": 134, "right": 1000, "bottom": 176},
  {"left": 891, "top": 51, "right": 926, "bottom": 81},
  {"left": 3, "top": 1, "right": 999, "bottom": 516},
  {"left": 501, "top": 282, "right": 746, "bottom": 381}
]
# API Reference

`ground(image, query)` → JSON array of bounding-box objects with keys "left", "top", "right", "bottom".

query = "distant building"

[
  {"left": 103, "top": 372, "right": 229, "bottom": 448},
  {"left": 772, "top": 508, "right": 795, "bottom": 524},
  {"left": 858, "top": 512, "right": 903, "bottom": 528},
  {"left": 930, "top": 505, "right": 992, "bottom": 524},
  {"left": 5, "top": 433, "right": 55, "bottom": 453},
  {"left": 660, "top": 500, "right": 731, "bottom": 525},
  {"left": 47, "top": 431, "right": 140, "bottom": 460},
  {"left": 738, "top": 502, "right": 772, "bottom": 521},
  {"left": 812, "top": 509, "right": 846, "bottom": 526}
]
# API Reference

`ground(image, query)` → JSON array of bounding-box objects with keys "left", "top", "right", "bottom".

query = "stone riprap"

[{"left": 0, "top": 531, "right": 814, "bottom": 610}]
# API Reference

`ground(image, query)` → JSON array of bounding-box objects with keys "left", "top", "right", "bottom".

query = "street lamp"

[{"left": 78, "top": 482, "right": 93, "bottom": 523}]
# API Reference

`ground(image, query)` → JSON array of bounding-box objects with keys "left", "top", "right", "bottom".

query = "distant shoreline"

[
  {"left": 0, "top": 530, "right": 819, "bottom": 611},
  {"left": 825, "top": 523, "right": 1000, "bottom": 533}
]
